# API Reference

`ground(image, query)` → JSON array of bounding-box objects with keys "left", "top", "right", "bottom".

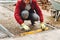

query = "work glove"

[
  {"left": 21, "top": 23, "right": 30, "bottom": 31},
  {"left": 40, "top": 22, "right": 46, "bottom": 30},
  {"left": 40, "top": 22, "right": 49, "bottom": 30}
]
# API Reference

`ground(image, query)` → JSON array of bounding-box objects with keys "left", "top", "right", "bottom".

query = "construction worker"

[{"left": 14, "top": 0, "right": 46, "bottom": 31}]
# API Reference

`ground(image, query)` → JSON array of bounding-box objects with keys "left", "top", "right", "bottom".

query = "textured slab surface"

[
  {"left": 0, "top": 29, "right": 60, "bottom": 40},
  {"left": 0, "top": 30, "right": 8, "bottom": 38}
]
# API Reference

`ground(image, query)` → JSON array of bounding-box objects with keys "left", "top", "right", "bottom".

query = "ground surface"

[
  {"left": 0, "top": 3, "right": 60, "bottom": 40},
  {"left": 0, "top": 29, "right": 60, "bottom": 40}
]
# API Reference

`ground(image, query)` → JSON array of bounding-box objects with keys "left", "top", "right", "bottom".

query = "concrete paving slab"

[
  {"left": 0, "top": 29, "right": 60, "bottom": 40},
  {"left": 0, "top": 24, "right": 14, "bottom": 37},
  {"left": 0, "top": 30, "right": 8, "bottom": 38},
  {"left": 0, "top": 6, "right": 13, "bottom": 20}
]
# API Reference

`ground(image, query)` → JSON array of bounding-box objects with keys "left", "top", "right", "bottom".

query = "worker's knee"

[
  {"left": 32, "top": 13, "right": 40, "bottom": 21},
  {"left": 21, "top": 10, "right": 29, "bottom": 19}
]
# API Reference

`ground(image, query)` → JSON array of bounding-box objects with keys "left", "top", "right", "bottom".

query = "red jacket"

[{"left": 14, "top": 0, "right": 44, "bottom": 24}]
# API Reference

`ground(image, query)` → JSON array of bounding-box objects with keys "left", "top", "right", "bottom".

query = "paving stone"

[{"left": 0, "top": 30, "right": 8, "bottom": 38}]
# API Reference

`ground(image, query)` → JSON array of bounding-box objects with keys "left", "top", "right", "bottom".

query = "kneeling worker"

[{"left": 14, "top": 0, "right": 47, "bottom": 31}]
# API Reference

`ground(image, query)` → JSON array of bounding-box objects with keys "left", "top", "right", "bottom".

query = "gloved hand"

[
  {"left": 21, "top": 23, "right": 30, "bottom": 31},
  {"left": 40, "top": 22, "right": 46, "bottom": 29}
]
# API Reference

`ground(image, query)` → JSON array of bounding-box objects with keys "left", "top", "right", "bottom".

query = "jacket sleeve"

[
  {"left": 33, "top": 0, "right": 44, "bottom": 22},
  {"left": 14, "top": 0, "right": 24, "bottom": 24}
]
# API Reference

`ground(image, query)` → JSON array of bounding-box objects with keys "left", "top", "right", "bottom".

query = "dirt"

[{"left": 46, "top": 16, "right": 60, "bottom": 28}]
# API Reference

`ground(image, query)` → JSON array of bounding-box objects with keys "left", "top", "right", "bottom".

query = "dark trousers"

[{"left": 20, "top": 9, "right": 39, "bottom": 25}]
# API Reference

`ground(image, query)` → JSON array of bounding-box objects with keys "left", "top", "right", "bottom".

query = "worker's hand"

[
  {"left": 40, "top": 22, "right": 46, "bottom": 29},
  {"left": 21, "top": 23, "right": 30, "bottom": 31}
]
